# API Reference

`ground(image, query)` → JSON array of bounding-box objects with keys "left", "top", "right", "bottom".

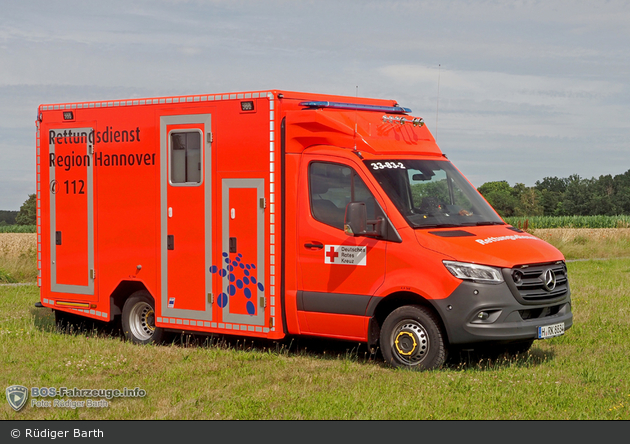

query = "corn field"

[
  {"left": 0, "top": 224, "right": 36, "bottom": 233},
  {"left": 505, "top": 215, "right": 630, "bottom": 229}
]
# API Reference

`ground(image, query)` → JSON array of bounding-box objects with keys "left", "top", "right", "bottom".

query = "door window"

[
  {"left": 170, "top": 131, "right": 202, "bottom": 184},
  {"left": 309, "top": 162, "right": 377, "bottom": 230}
]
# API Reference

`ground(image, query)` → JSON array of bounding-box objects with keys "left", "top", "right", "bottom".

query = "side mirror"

[
  {"left": 344, "top": 202, "right": 384, "bottom": 238},
  {"left": 344, "top": 202, "right": 367, "bottom": 236}
]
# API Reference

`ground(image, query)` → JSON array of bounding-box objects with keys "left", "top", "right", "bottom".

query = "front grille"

[{"left": 510, "top": 262, "right": 569, "bottom": 303}]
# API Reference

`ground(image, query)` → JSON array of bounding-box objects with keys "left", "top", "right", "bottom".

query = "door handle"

[{"left": 304, "top": 242, "right": 323, "bottom": 250}]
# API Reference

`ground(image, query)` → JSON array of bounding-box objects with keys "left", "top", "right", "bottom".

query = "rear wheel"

[
  {"left": 380, "top": 305, "right": 446, "bottom": 370},
  {"left": 122, "top": 291, "right": 165, "bottom": 344}
]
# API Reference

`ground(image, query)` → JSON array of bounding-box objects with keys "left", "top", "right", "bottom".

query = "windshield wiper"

[
  {"left": 419, "top": 221, "right": 505, "bottom": 229},
  {"left": 418, "top": 224, "right": 461, "bottom": 229}
]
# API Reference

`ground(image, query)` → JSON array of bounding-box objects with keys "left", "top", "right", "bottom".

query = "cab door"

[{"left": 296, "top": 155, "right": 387, "bottom": 340}]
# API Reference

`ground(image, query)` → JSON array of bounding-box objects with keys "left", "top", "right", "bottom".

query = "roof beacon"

[{"left": 299, "top": 101, "right": 411, "bottom": 114}]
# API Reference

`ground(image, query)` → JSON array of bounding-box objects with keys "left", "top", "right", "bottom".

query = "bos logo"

[
  {"left": 210, "top": 252, "right": 264, "bottom": 315},
  {"left": 6, "top": 385, "right": 28, "bottom": 412}
]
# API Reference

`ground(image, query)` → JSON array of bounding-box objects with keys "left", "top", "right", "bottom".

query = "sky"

[{"left": 1, "top": 0, "right": 629, "bottom": 210}]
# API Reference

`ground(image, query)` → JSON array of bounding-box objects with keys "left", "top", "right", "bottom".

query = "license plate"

[{"left": 538, "top": 322, "right": 564, "bottom": 339}]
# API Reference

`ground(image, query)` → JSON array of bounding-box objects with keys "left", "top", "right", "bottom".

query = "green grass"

[
  {"left": 2, "top": 231, "right": 629, "bottom": 419},
  {"left": 2, "top": 256, "right": 629, "bottom": 419},
  {"left": 505, "top": 215, "right": 630, "bottom": 229}
]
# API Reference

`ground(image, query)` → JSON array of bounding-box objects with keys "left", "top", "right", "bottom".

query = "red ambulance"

[{"left": 36, "top": 90, "right": 572, "bottom": 369}]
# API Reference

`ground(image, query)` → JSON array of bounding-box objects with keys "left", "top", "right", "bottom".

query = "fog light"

[
  {"left": 512, "top": 270, "right": 523, "bottom": 285},
  {"left": 477, "top": 311, "right": 489, "bottom": 320}
]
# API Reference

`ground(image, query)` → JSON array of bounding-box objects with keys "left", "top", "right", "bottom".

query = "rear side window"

[
  {"left": 309, "top": 162, "right": 377, "bottom": 230},
  {"left": 170, "top": 131, "right": 201, "bottom": 184}
]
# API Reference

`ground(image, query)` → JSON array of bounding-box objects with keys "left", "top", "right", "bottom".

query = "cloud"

[{"left": 1, "top": 0, "right": 630, "bottom": 208}]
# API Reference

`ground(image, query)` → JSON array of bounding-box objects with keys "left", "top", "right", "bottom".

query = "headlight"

[{"left": 443, "top": 260, "right": 504, "bottom": 284}]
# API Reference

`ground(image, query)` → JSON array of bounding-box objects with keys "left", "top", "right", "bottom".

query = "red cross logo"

[{"left": 326, "top": 246, "right": 339, "bottom": 263}]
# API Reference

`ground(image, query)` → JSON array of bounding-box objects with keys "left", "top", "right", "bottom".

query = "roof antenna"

[
  {"left": 435, "top": 64, "right": 441, "bottom": 142},
  {"left": 353, "top": 85, "right": 359, "bottom": 150}
]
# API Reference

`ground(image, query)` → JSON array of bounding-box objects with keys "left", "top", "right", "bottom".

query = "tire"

[
  {"left": 122, "top": 291, "right": 165, "bottom": 345},
  {"left": 380, "top": 305, "right": 446, "bottom": 370}
]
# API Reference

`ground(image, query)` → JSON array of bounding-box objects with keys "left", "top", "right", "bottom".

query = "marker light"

[{"left": 443, "top": 261, "right": 504, "bottom": 284}]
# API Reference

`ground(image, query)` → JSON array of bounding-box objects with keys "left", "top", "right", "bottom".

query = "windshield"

[{"left": 364, "top": 159, "right": 504, "bottom": 228}]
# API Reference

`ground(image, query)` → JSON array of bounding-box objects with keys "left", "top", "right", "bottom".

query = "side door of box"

[
  {"left": 159, "top": 113, "right": 214, "bottom": 326},
  {"left": 214, "top": 179, "right": 267, "bottom": 329},
  {"left": 47, "top": 125, "right": 97, "bottom": 301}
]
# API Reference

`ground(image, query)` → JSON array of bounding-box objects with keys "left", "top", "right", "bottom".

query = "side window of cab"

[{"left": 309, "top": 162, "right": 377, "bottom": 230}]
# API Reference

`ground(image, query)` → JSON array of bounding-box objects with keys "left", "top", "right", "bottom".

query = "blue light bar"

[{"left": 299, "top": 101, "right": 411, "bottom": 114}]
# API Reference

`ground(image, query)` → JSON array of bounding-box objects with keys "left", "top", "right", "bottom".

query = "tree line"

[
  {"left": 477, "top": 169, "right": 630, "bottom": 218},
  {"left": 3, "top": 169, "right": 630, "bottom": 225},
  {"left": 0, "top": 194, "right": 35, "bottom": 226}
]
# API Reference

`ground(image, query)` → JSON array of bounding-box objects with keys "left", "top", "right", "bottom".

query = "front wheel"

[
  {"left": 380, "top": 305, "right": 446, "bottom": 370},
  {"left": 122, "top": 291, "right": 166, "bottom": 344}
]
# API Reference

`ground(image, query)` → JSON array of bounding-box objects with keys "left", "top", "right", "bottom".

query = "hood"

[{"left": 414, "top": 225, "right": 565, "bottom": 268}]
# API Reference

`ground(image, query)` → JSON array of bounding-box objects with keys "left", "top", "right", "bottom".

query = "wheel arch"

[
  {"left": 110, "top": 280, "right": 152, "bottom": 319},
  {"left": 368, "top": 291, "right": 449, "bottom": 348}
]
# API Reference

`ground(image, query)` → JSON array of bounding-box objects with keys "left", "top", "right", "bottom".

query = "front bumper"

[{"left": 431, "top": 280, "right": 573, "bottom": 345}]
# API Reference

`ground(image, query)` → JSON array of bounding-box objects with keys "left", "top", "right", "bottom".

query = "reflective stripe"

[
  {"left": 40, "top": 91, "right": 273, "bottom": 112},
  {"left": 268, "top": 93, "right": 276, "bottom": 331}
]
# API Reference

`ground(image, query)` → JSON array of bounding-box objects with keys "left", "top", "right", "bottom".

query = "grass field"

[
  {"left": 531, "top": 228, "right": 630, "bottom": 260},
  {"left": 1, "top": 230, "right": 629, "bottom": 419}
]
